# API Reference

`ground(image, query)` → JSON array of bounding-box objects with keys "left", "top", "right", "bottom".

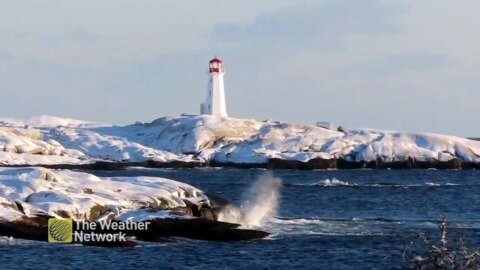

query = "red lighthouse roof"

[
  {"left": 208, "top": 56, "right": 224, "bottom": 73},
  {"left": 209, "top": 56, "right": 223, "bottom": 63}
]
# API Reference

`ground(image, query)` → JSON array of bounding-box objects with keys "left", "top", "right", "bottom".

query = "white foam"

[
  {"left": 314, "top": 178, "right": 350, "bottom": 186},
  {"left": 217, "top": 172, "right": 282, "bottom": 228},
  {"left": 425, "top": 182, "right": 440, "bottom": 186}
]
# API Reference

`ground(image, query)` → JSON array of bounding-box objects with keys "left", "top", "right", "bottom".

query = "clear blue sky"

[{"left": 0, "top": 0, "right": 478, "bottom": 136}]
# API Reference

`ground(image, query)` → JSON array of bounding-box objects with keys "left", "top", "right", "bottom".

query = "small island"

[{"left": 0, "top": 114, "right": 479, "bottom": 170}]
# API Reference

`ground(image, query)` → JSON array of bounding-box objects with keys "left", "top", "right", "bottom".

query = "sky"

[{"left": 0, "top": 0, "right": 479, "bottom": 136}]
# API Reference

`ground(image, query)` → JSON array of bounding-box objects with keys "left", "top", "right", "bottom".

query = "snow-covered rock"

[
  {"left": 0, "top": 115, "right": 103, "bottom": 128},
  {"left": 0, "top": 114, "right": 479, "bottom": 167},
  {"left": 0, "top": 167, "right": 210, "bottom": 222},
  {"left": 0, "top": 126, "right": 88, "bottom": 165},
  {"left": 0, "top": 167, "right": 270, "bottom": 243}
]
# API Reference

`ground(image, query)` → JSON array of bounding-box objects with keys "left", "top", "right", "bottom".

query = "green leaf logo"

[{"left": 48, "top": 218, "right": 72, "bottom": 243}]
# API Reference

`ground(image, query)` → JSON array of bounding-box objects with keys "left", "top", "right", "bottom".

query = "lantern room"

[{"left": 209, "top": 57, "right": 224, "bottom": 73}]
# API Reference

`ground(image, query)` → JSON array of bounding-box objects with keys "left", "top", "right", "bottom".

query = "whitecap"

[
  {"left": 425, "top": 182, "right": 440, "bottom": 186},
  {"left": 314, "top": 178, "right": 351, "bottom": 186}
]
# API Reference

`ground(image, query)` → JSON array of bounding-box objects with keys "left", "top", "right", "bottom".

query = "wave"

[
  {"left": 274, "top": 217, "right": 326, "bottom": 225},
  {"left": 283, "top": 178, "right": 352, "bottom": 187},
  {"left": 263, "top": 216, "right": 480, "bottom": 238},
  {"left": 284, "top": 179, "right": 465, "bottom": 188},
  {"left": 273, "top": 216, "right": 480, "bottom": 228},
  {"left": 217, "top": 172, "right": 282, "bottom": 228},
  {"left": 314, "top": 178, "right": 350, "bottom": 186},
  {"left": 275, "top": 216, "right": 404, "bottom": 225},
  {"left": 266, "top": 217, "right": 387, "bottom": 236}
]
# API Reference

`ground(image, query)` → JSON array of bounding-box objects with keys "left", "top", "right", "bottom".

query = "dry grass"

[{"left": 404, "top": 216, "right": 480, "bottom": 269}]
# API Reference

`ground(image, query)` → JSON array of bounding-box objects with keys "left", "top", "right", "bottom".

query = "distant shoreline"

[
  {"left": 1, "top": 115, "right": 479, "bottom": 170},
  {"left": 2, "top": 158, "right": 478, "bottom": 170}
]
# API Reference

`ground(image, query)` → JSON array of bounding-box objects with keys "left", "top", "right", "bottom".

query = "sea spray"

[{"left": 217, "top": 172, "right": 282, "bottom": 228}]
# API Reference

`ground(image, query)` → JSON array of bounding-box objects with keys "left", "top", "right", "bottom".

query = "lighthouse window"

[
  {"left": 208, "top": 105, "right": 211, "bottom": 109},
  {"left": 209, "top": 90, "right": 212, "bottom": 96}
]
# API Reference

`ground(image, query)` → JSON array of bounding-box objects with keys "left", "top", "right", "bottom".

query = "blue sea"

[{"left": 1, "top": 168, "right": 480, "bottom": 269}]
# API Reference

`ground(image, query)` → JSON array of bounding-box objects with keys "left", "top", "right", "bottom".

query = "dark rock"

[
  {"left": 133, "top": 218, "right": 269, "bottom": 242},
  {"left": 1, "top": 156, "right": 477, "bottom": 170},
  {"left": 376, "top": 157, "right": 414, "bottom": 169},
  {"left": 143, "top": 160, "right": 206, "bottom": 168},
  {"left": 0, "top": 216, "right": 49, "bottom": 241},
  {"left": 337, "top": 126, "right": 347, "bottom": 133},
  {"left": 306, "top": 158, "right": 337, "bottom": 169},
  {"left": 267, "top": 158, "right": 336, "bottom": 170},
  {"left": 54, "top": 210, "right": 71, "bottom": 218},
  {"left": 267, "top": 159, "right": 301, "bottom": 169},
  {"left": 461, "top": 162, "right": 480, "bottom": 169},
  {"left": 87, "top": 204, "right": 109, "bottom": 221},
  {"left": 82, "top": 188, "right": 94, "bottom": 194},
  {"left": 336, "top": 159, "right": 368, "bottom": 169},
  {"left": 206, "top": 193, "right": 231, "bottom": 209},
  {"left": 412, "top": 158, "right": 462, "bottom": 170},
  {"left": 208, "top": 161, "right": 267, "bottom": 169},
  {"left": 199, "top": 208, "right": 216, "bottom": 221}
]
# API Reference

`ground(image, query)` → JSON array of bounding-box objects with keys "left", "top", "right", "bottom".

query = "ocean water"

[{"left": 1, "top": 168, "right": 480, "bottom": 269}]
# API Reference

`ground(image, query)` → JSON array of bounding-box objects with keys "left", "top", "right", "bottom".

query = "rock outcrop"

[
  {"left": 0, "top": 115, "right": 479, "bottom": 169},
  {"left": 0, "top": 168, "right": 269, "bottom": 244}
]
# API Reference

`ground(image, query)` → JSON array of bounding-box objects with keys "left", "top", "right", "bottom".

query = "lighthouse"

[{"left": 200, "top": 56, "right": 228, "bottom": 117}]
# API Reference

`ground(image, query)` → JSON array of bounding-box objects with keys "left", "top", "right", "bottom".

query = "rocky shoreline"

[
  {"left": 4, "top": 157, "right": 479, "bottom": 171},
  {"left": 0, "top": 168, "right": 269, "bottom": 247},
  {"left": 0, "top": 209, "right": 269, "bottom": 247}
]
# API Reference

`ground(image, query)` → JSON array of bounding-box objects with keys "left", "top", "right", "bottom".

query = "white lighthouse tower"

[{"left": 200, "top": 56, "right": 228, "bottom": 117}]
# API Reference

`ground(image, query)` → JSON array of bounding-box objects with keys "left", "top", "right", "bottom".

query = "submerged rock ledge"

[{"left": 0, "top": 114, "right": 479, "bottom": 170}]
